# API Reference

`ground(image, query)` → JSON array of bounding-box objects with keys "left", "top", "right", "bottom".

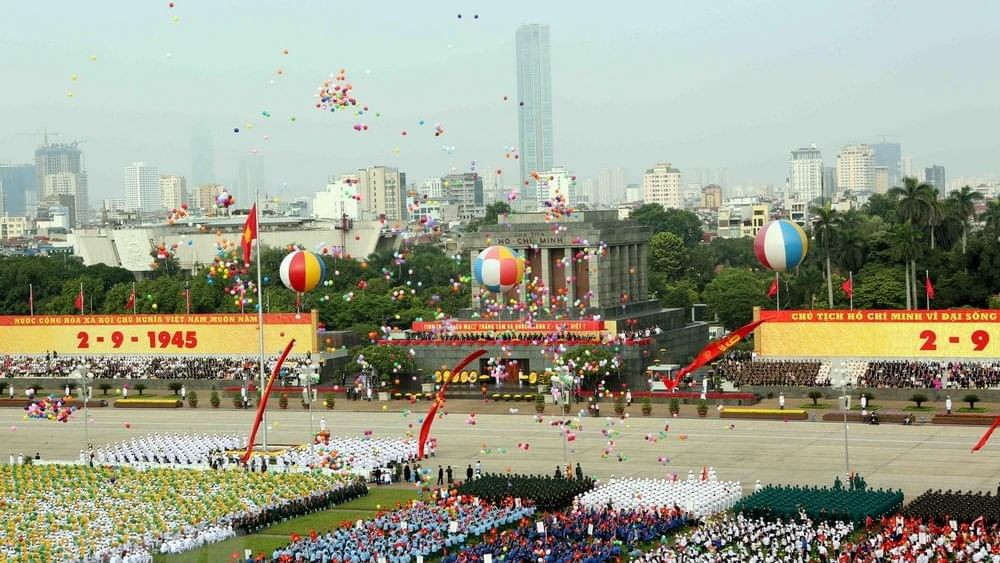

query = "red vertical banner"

[
  {"left": 418, "top": 349, "right": 486, "bottom": 458},
  {"left": 241, "top": 338, "right": 296, "bottom": 464}
]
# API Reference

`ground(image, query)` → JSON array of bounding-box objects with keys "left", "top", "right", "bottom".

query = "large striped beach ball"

[
  {"left": 472, "top": 246, "right": 525, "bottom": 293},
  {"left": 754, "top": 219, "right": 809, "bottom": 272},
  {"left": 279, "top": 250, "right": 327, "bottom": 293}
]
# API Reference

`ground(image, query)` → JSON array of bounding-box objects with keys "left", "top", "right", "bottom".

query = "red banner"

[
  {"left": 662, "top": 319, "right": 765, "bottom": 391},
  {"left": 411, "top": 320, "right": 604, "bottom": 333},
  {"left": 972, "top": 416, "right": 1000, "bottom": 453},
  {"left": 759, "top": 309, "right": 1000, "bottom": 323},
  {"left": 241, "top": 339, "right": 296, "bottom": 464},
  {"left": 417, "top": 349, "right": 486, "bottom": 459}
]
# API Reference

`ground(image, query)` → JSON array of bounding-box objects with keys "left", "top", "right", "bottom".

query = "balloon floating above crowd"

[
  {"left": 754, "top": 219, "right": 809, "bottom": 272},
  {"left": 472, "top": 246, "right": 524, "bottom": 294},
  {"left": 280, "top": 250, "right": 327, "bottom": 293}
]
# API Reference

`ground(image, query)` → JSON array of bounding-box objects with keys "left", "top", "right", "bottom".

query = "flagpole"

[
  {"left": 775, "top": 272, "right": 780, "bottom": 311},
  {"left": 132, "top": 282, "right": 137, "bottom": 315},
  {"left": 925, "top": 270, "right": 930, "bottom": 311},
  {"left": 79, "top": 282, "right": 84, "bottom": 316},
  {"left": 849, "top": 271, "right": 854, "bottom": 311},
  {"left": 255, "top": 188, "right": 268, "bottom": 453},
  {"left": 29, "top": 284, "right": 33, "bottom": 317}
]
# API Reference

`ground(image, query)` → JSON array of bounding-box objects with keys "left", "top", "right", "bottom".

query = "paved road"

[{"left": 3, "top": 406, "right": 998, "bottom": 499}]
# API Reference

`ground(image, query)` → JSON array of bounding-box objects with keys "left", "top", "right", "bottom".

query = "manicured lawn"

[
  {"left": 902, "top": 406, "right": 935, "bottom": 412},
  {"left": 799, "top": 403, "right": 831, "bottom": 409},
  {"left": 155, "top": 487, "right": 417, "bottom": 563},
  {"left": 850, "top": 404, "right": 882, "bottom": 411},
  {"left": 958, "top": 407, "right": 990, "bottom": 413}
]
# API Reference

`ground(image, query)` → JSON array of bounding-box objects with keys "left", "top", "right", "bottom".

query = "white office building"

[
  {"left": 642, "top": 163, "right": 682, "bottom": 209},
  {"left": 123, "top": 162, "right": 160, "bottom": 212},
  {"left": 836, "top": 145, "right": 875, "bottom": 193},
  {"left": 789, "top": 146, "right": 823, "bottom": 203}
]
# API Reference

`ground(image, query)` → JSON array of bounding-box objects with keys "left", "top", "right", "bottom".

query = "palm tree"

[
  {"left": 888, "top": 177, "right": 933, "bottom": 226},
  {"left": 984, "top": 200, "right": 1000, "bottom": 242},
  {"left": 835, "top": 228, "right": 866, "bottom": 274},
  {"left": 923, "top": 187, "right": 947, "bottom": 250},
  {"left": 888, "top": 223, "right": 922, "bottom": 309},
  {"left": 948, "top": 186, "right": 984, "bottom": 254},
  {"left": 809, "top": 204, "right": 840, "bottom": 308}
]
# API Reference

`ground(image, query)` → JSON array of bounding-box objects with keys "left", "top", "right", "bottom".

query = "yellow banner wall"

[
  {"left": 0, "top": 313, "right": 317, "bottom": 355},
  {"left": 755, "top": 309, "right": 1000, "bottom": 358}
]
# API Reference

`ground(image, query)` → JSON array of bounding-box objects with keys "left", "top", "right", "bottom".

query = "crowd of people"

[
  {"left": 903, "top": 489, "right": 1000, "bottom": 526},
  {"left": 575, "top": 474, "right": 743, "bottom": 518},
  {"left": 457, "top": 471, "right": 594, "bottom": 511},
  {"left": 0, "top": 463, "right": 358, "bottom": 562},
  {"left": 85, "top": 433, "right": 246, "bottom": 467},
  {"left": 403, "top": 325, "right": 661, "bottom": 345},
  {"left": 861, "top": 360, "right": 1000, "bottom": 389},
  {"left": 442, "top": 506, "right": 687, "bottom": 563},
  {"left": 715, "top": 357, "right": 828, "bottom": 387},
  {"left": 635, "top": 513, "right": 855, "bottom": 562},
  {"left": 0, "top": 353, "right": 312, "bottom": 380},
  {"left": 270, "top": 496, "right": 535, "bottom": 562}
]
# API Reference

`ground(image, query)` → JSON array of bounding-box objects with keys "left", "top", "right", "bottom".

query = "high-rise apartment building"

[
  {"left": 516, "top": 24, "right": 554, "bottom": 200},
  {"left": 836, "top": 144, "right": 875, "bottom": 193},
  {"left": 823, "top": 167, "right": 837, "bottom": 200},
  {"left": 597, "top": 167, "right": 626, "bottom": 206},
  {"left": 874, "top": 166, "right": 890, "bottom": 194},
  {"left": 0, "top": 164, "right": 36, "bottom": 217},
  {"left": 159, "top": 175, "right": 188, "bottom": 211},
  {"left": 420, "top": 177, "right": 443, "bottom": 200},
  {"left": 788, "top": 146, "right": 823, "bottom": 203},
  {"left": 191, "top": 123, "right": 215, "bottom": 188},
  {"left": 442, "top": 172, "right": 485, "bottom": 218},
  {"left": 642, "top": 163, "right": 682, "bottom": 209},
  {"left": 925, "top": 165, "right": 946, "bottom": 193},
  {"left": 357, "top": 166, "right": 407, "bottom": 223},
  {"left": 123, "top": 162, "right": 159, "bottom": 212},
  {"left": 192, "top": 184, "right": 223, "bottom": 214},
  {"left": 314, "top": 174, "right": 361, "bottom": 220},
  {"left": 872, "top": 142, "right": 902, "bottom": 188},
  {"left": 901, "top": 156, "right": 918, "bottom": 182},
  {"left": 35, "top": 143, "right": 88, "bottom": 224},
  {"left": 701, "top": 184, "right": 722, "bottom": 210},
  {"left": 533, "top": 167, "right": 574, "bottom": 209}
]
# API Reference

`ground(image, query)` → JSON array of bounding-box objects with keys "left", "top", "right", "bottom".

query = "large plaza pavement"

[{"left": 3, "top": 403, "right": 999, "bottom": 498}]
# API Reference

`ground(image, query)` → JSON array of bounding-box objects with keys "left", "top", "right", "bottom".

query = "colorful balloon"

[
  {"left": 279, "top": 250, "right": 326, "bottom": 293},
  {"left": 754, "top": 219, "right": 809, "bottom": 272},
  {"left": 472, "top": 246, "right": 524, "bottom": 293}
]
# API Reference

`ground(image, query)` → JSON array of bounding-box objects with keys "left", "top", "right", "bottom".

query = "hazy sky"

[{"left": 2, "top": 0, "right": 999, "bottom": 203}]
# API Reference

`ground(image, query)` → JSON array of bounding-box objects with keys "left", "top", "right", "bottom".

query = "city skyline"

[{"left": 1, "top": 2, "right": 999, "bottom": 204}]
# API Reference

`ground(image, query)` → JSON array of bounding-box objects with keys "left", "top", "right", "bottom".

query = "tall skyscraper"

[
  {"left": 788, "top": 145, "right": 824, "bottom": 203},
  {"left": 191, "top": 123, "right": 215, "bottom": 188},
  {"left": 597, "top": 167, "right": 627, "bottom": 206},
  {"left": 822, "top": 167, "right": 837, "bottom": 200},
  {"left": 34, "top": 142, "right": 88, "bottom": 224},
  {"left": 159, "top": 175, "right": 188, "bottom": 211},
  {"left": 901, "top": 156, "right": 918, "bottom": 182},
  {"left": 0, "top": 163, "right": 36, "bottom": 217},
  {"left": 123, "top": 162, "right": 160, "bottom": 212},
  {"left": 872, "top": 142, "right": 902, "bottom": 188},
  {"left": 236, "top": 156, "right": 264, "bottom": 208},
  {"left": 925, "top": 165, "right": 946, "bottom": 193},
  {"left": 516, "top": 24, "right": 554, "bottom": 199},
  {"left": 836, "top": 144, "right": 875, "bottom": 193}
]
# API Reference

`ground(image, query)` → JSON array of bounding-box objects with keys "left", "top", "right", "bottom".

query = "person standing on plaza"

[
  {"left": 625, "top": 389, "right": 632, "bottom": 407},
  {"left": 778, "top": 392, "right": 785, "bottom": 410},
  {"left": 437, "top": 465, "right": 444, "bottom": 486},
  {"left": 946, "top": 396, "right": 953, "bottom": 415}
]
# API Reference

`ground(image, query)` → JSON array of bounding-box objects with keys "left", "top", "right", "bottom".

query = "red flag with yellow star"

[{"left": 242, "top": 204, "right": 258, "bottom": 264}]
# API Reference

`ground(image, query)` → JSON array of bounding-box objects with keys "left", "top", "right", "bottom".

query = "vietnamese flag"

[
  {"left": 841, "top": 278, "right": 853, "bottom": 298},
  {"left": 766, "top": 278, "right": 778, "bottom": 298},
  {"left": 662, "top": 319, "right": 766, "bottom": 391},
  {"left": 124, "top": 286, "right": 136, "bottom": 311},
  {"left": 925, "top": 275, "right": 935, "bottom": 300},
  {"left": 242, "top": 204, "right": 258, "bottom": 264},
  {"left": 74, "top": 289, "right": 84, "bottom": 313}
]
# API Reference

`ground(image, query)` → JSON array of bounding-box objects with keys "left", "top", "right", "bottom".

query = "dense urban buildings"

[
  {"left": 872, "top": 142, "right": 902, "bottom": 188},
  {"left": 357, "top": 166, "right": 406, "bottom": 223},
  {"left": 642, "top": 163, "right": 682, "bottom": 209},
  {"left": 0, "top": 163, "right": 36, "bottom": 217},
  {"left": 515, "top": 24, "right": 554, "bottom": 199},
  {"left": 597, "top": 167, "right": 627, "bottom": 207},
  {"left": 788, "top": 146, "right": 824, "bottom": 203},
  {"left": 35, "top": 142, "right": 88, "bottom": 225},
  {"left": 442, "top": 172, "right": 485, "bottom": 219},
  {"left": 700, "top": 185, "right": 722, "bottom": 210},
  {"left": 533, "top": 166, "right": 575, "bottom": 208},
  {"left": 835, "top": 144, "right": 874, "bottom": 193}
]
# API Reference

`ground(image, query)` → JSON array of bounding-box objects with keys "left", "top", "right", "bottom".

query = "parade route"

[{"left": 3, "top": 405, "right": 999, "bottom": 498}]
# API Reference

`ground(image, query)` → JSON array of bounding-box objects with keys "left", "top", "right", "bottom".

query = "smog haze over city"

[{"left": 2, "top": 0, "right": 999, "bottom": 200}]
